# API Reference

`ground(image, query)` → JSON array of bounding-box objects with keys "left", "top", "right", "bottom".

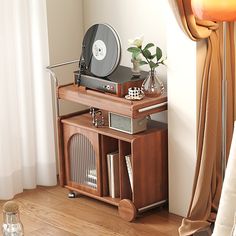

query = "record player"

[{"left": 74, "top": 23, "right": 146, "bottom": 97}]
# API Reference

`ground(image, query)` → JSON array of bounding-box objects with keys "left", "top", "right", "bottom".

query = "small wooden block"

[{"left": 118, "top": 199, "right": 137, "bottom": 222}]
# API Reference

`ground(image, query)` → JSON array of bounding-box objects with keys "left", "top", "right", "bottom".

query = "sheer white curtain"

[
  {"left": 213, "top": 121, "right": 236, "bottom": 236},
  {"left": 0, "top": 0, "right": 57, "bottom": 199}
]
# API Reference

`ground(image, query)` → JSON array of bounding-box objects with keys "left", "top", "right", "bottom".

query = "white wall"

[
  {"left": 83, "top": 0, "right": 167, "bottom": 79},
  {"left": 166, "top": 1, "right": 198, "bottom": 217},
  {"left": 46, "top": 0, "right": 87, "bottom": 115},
  {"left": 83, "top": 0, "right": 168, "bottom": 123}
]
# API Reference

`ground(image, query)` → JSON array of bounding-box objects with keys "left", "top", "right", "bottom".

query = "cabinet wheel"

[
  {"left": 118, "top": 199, "right": 137, "bottom": 222},
  {"left": 68, "top": 191, "right": 79, "bottom": 198}
]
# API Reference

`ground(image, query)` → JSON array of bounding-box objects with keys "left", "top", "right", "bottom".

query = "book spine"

[
  {"left": 110, "top": 157, "right": 115, "bottom": 198},
  {"left": 125, "top": 155, "right": 133, "bottom": 192},
  {"left": 107, "top": 154, "right": 112, "bottom": 197},
  {"left": 107, "top": 152, "right": 120, "bottom": 198}
]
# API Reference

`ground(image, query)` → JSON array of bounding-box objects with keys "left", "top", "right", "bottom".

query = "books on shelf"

[
  {"left": 125, "top": 154, "right": 133, "bottom": 192},
  {"left": 107, "top": 151, "right": 120, "bottom": 198}
]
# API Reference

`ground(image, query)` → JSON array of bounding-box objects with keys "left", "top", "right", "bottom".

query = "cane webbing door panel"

[{"left": 63, "top": 124, "right": 101, "bottom": 196}]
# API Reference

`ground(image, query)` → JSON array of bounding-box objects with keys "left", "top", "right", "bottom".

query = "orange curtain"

[{"left": 175, "top": 0, "right": 235, "bottom": 235}]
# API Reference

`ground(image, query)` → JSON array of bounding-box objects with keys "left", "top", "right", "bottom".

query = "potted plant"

[{"left": 127, "top": 36, "right": 165, "bottom": 97}]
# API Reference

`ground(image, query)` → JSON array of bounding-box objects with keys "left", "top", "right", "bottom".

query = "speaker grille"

[
  {"left": 69, "top": 134, "right": 97, "bottom": 189},
  {"left": 109, "top": 113, "right": 131, "bottom": 133}
]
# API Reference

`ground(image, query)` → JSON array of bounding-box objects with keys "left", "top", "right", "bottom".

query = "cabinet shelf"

[
  {"left": 61, "top": 112, "right": 167, "bottom": 142},
  {"left": 58, "top": 84, "right": 167, "bottom": 118}
]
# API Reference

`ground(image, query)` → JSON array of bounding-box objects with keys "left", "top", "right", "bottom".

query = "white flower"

[{"left": 128, "top": 35, "right": 144, "bottom": 48}]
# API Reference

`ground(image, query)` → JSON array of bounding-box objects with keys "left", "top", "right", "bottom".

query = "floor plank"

[
  {"left": 0, "top": 186, "right": 182, "bottom": 236},
  {"left": 30, "top": 225, "right": 78, "bottom": 236}
]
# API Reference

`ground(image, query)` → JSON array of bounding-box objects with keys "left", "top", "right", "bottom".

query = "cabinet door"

[{"left": 63, "top": 124, "right": 101, "bottom": 196}]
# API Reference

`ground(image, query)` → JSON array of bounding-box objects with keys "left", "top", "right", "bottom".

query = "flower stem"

[{"left": 141, "top": 49, "right": 151, "bottom": 69}]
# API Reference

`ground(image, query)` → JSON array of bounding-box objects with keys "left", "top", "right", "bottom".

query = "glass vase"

[
  {"left": 141, "top": 68, "right": 164, "bottom": 97},
  {"left": 2, "top": 201, "right": 24, "bottom": 236}
]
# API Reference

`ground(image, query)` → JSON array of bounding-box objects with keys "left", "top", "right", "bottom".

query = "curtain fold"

[
  {"left": 0, "top": 0, "right": 57, "bottom": 199},
  {"left": 213, "top": 121, "right": 236, "bottom": 235},
  {"left": 175, "top": 0, "right": 235, "bottom": 235}
]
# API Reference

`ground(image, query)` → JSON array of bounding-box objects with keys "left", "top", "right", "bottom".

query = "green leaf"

[
  {"left": 132, "top": 51, "right": 141, "bottom": 60},
  {"left": 127, "top": 47, "right": 141, "bottom": 54},
  {"left": 142, "top": 49, "right": 152, "bottom": 59},
  {"left": 139, "top": 61, "right": 148, "bottom": 66},
  {"left": 149, "top": 61, "right": 159, "bottom": 69},
  {"left": 150, "top": 54, "right": 156, "bottom": 60},
  {"left": 144, "top": 43, "right": 154, "bottom": 51},
  {"left": 160, "top": 60, "right": 165, "bottom": 65},
  {"left": 156, "top": 47, "right": 162, "bottom": 61}
]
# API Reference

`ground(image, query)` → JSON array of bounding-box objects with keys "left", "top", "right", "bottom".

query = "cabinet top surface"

[
  {"left": 58, "top": 84, "right": 167, "bottom": 118},
  {"left": 62, "top": 112, "right": 167, "bottom": 142}
]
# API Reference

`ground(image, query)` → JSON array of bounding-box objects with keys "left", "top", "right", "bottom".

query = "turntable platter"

[{"left": 82, "top": 24, "right": 121, "bottom": 77}]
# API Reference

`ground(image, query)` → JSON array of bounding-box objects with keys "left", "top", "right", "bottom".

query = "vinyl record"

[{"left": 82, "top": 24, "right": 121, "bottom": 77}]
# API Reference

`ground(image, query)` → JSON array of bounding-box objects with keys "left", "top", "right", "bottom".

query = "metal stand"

[
  {"left": 46, "top": 59, "right": 80, "bottom": 117},
  {"left": 46, "top": 59, "right": 80, "bottom": 188},
  {"left": 222, "top": 22, "right": 227, "bottom": 178}
]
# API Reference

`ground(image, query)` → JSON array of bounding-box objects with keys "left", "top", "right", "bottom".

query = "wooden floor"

[{"left": 0, "top": 186, "right": 182, "bottom": 236}]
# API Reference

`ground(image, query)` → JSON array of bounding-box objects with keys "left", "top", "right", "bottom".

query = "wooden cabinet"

[{"left": 57, "top": 84, "right": 168, "bottom": 221}]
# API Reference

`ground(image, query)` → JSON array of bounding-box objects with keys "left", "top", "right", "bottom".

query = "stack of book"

[{"left": 107, "top": 151, "right": 120, "bottom": 198}]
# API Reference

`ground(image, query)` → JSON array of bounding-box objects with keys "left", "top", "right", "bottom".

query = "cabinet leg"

[
  {"left": 68, "top": 191, "right": 80, "bottom": 198},
  {"left": 118, "top": 199, "right": 137, "bottom": 222}
]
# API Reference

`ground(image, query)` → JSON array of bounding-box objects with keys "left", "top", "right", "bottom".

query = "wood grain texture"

[
  {"left": 119, "top": 141, "right": 132, "bottom": 200},
  {"left": 57, "top": 85, "right": 168, "bottom": 222},
  {"left": 61, "top": 114, "right": 168, "bottom": 220},
  {"left": 132, "top": 124, "right": 168, "bottom": 209},
  {"left": 65, "top": 185, "right": 120, "bottom": 206},
  {"left": 61, "top": 113, "right": 166, "bottom": 143},
  {"left": 0, "top": 186, "right": 182, "bottom": 236},
  {"left": 58, "top": 84, "right": 167, "bottom": 118},
  {"left": 118, "top": 199, "right": 137, "bottom": 222}
]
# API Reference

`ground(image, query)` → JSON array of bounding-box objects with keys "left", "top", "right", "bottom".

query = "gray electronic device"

[
  {"left": 108, "top": 112, "right": 147, "bottom": 134},
  {"left": 74, "top": 66, "right": 146, "bottom": 97}
]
